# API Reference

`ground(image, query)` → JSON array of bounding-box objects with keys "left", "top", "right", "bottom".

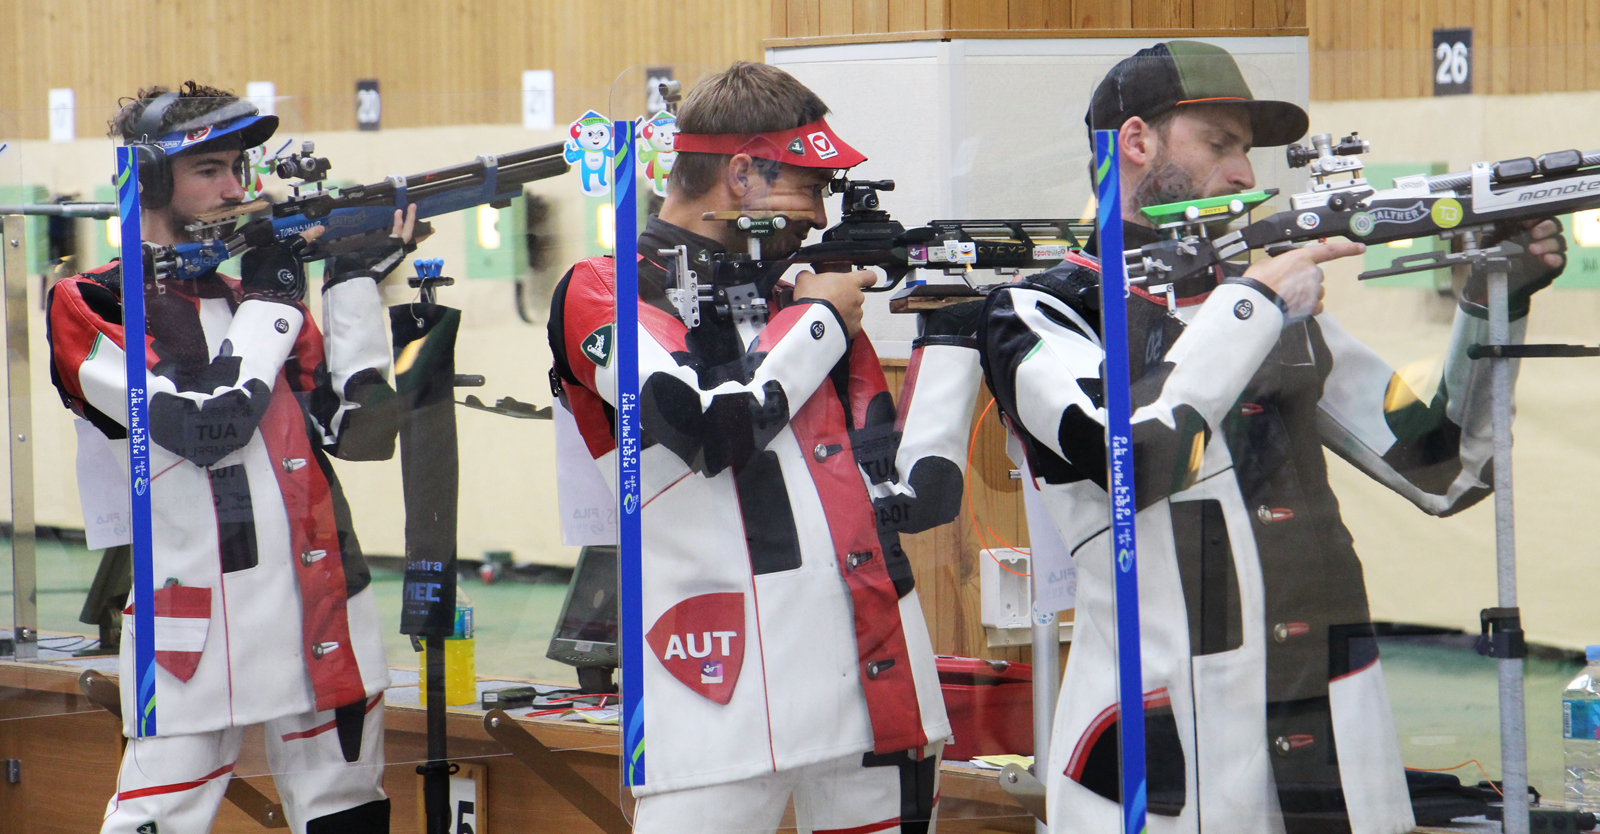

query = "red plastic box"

[{"left": 936, "top": 655, "right": 1033, "bottom": 762}]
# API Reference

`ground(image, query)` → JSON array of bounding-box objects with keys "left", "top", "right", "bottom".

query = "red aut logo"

[
  {"left": 807, "top": 131, "right": 838, "bottom": 160},
  {"left": 647, "top": 592, "right": 745, "bottom": 704}
]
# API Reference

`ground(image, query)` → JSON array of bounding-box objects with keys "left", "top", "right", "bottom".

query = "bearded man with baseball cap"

[
  {"left": 549, "top": 61, "right": 987, "bottom": 833},
  {"left": 980, "top": 42, "right": 1565, "bottom": 833}
]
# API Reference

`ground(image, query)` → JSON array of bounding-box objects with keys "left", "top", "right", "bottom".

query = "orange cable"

[
  {"left": 965, "top": 398, "right": 1031, "bottom": 578},
  {"left": 1406, "top": 760, "right": 1503, "bottom": 797}
]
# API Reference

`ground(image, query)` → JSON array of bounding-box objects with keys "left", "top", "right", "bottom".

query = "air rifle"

[
  {"left": 661, "top": 177, "right": 1093, "bottom": 329},
  {"left": 1125, "top": 131, "right": 1600, "bottom": 290},
  {"left": 152, "top": 141, "right": 571, "bottom": 281}
]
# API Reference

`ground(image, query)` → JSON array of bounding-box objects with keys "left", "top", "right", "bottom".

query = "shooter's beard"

[
  {"left": 167, "top": 208, "right": 202, "bottom": 242},
  {"left": 1131, "top": 156, "right": 1199, "bottom": 217}
]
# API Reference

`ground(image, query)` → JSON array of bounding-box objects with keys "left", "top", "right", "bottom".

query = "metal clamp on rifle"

[
  {"left": 660, "top": 244, "right": 711, "bottom": 329},
  {"left": 1477, "top": 607, "right": 1527, "bottom": 659},
  {"left": 697, "top": 210, "right": 816, "bottom": 336}
]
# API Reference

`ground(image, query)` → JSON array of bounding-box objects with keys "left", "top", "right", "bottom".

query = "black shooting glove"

[
  {"left": 323, "top": 221, "right": 429, "bottom": 290},
  {"left": 919, "top": 299, "right": 985, "bottom": 345},
  {"left": 241, "top": 234, "right": 314, "bottom": 304},
  {"left": 1461, "top": 217, "right": 1567, "bottom": 320}
]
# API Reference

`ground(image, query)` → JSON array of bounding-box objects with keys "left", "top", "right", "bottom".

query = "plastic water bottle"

[
  {"left": 419, "top": 589, "right": 477, "bottom": 707},
  {"left": 1563, "top": 645, "right": 1600, "bottom": 809}
]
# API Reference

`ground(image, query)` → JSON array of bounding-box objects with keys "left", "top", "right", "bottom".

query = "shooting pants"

[
  {"left": 632, "top": 743, "right": 944, "bottom": 834},
  {"left": 101, "top": 696, "right": 388, "bottom": 834}
]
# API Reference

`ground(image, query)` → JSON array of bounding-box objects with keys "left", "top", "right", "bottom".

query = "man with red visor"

[
  {"left": 549, "top": 62, "right": 984, "bottom": 833},
  {"left": 48, "top": 82, "right": 415, "bottom": 834}
]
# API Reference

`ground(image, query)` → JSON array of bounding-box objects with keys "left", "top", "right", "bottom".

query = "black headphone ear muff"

[{"left": 131, "top": 92, "right": 180, "bottom": 210}]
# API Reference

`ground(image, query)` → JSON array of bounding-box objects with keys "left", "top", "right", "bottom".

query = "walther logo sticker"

[
  {"left": 1367, "top": 201, "right": 1429, "bottom": 226},
  {"left": 647, "top": 592, "right": 745, "bottom": 704},
  {"left": 1349, "top": 201, "right": 1429, "bottom": 236}
]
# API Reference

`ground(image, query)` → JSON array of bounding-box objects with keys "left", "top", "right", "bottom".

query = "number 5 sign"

[
  {"left": 416, "top": 761, "right": 487, "bottom": 833},
  {"left": 1433, "top": 28, "right": 1472, "bottom": 96}
]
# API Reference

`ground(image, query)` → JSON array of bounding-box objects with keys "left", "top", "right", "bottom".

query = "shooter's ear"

[
  {"left": 1119, "top": 116, "right": 1158, "bottom": 168},
  {"left": 725, "top": 154, "right": 754, "bottom": 198}
]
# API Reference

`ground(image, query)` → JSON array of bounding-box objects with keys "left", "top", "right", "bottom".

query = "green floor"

[{"left": 0, "top": 535, "right": 1583, "bottom": 795}]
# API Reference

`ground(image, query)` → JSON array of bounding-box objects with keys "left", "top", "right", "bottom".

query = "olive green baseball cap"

[{"left": 1086, "top": 41, "right": 1308, "bottom": 148}]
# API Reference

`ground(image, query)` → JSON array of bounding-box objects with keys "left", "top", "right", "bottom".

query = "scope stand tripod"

[{"left": 1366, "top": 235, "right": 1600, "bottom": 834}]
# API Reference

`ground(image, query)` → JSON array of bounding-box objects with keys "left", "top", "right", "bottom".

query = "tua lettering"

[{"left": 661, "top": 630, "right": 738, "bottom": 660}]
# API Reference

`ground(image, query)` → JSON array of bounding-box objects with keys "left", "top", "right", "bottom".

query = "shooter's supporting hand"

[
  {"left": 1237, "top": 238, "right": 1365, "bottom": 322},
  {"left": 328, "top": 204, "right": 421, "bottom": 288},
  {"left": 1462, "top": 217, "right": 1568, "bottom": 319},
  {"left": 794, "top": 268, "right": 877, "bottom": 337},
  {"left": 241, "top": 226, "right": 325, "bottom": 304}
]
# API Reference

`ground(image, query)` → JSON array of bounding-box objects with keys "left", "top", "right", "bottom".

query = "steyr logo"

[{"left": 582, "top": 324, "right": 613, "bottom": 367}]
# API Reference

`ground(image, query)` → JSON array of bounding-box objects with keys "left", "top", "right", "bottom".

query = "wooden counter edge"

[{"left": 2, "top": 659, "right": 1032, "bottom": 819}]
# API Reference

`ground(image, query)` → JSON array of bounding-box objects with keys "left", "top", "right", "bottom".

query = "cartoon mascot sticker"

[
  {"left": 565, "top": 110, "right": 614, "bottom": 197},
  {"left": 635, "top": 110, "right": 679, "bottom": 198}
]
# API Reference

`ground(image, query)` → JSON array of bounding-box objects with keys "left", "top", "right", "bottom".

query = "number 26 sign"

[{"left": 1433, "top": 28, "right": 1472, "bottom": 96}]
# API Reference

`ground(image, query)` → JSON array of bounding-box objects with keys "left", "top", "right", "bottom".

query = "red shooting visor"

[{"left": 674, "top": 118, "right": 866, "bottom": 169}]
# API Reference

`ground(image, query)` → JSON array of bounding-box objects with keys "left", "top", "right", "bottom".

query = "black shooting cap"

[{"left": 1086, "top": 41, "right": 1309, "bottom": 148}]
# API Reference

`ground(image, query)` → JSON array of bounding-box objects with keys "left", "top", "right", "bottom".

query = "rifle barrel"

[
  {"left": 0, "top": 202, "right": 117, "bottom": 218},
  {"left": 1427, "top": 150, "right": 1600, "bottom": 192}
]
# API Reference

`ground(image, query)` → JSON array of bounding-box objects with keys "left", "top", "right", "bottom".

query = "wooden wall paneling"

[
  {"left": 1132, "top": 0, "right": 1192, "bottom": 29},
  {"left": 1043, "top": 0, "right": 1078, "bottom": 28},
  {"left": 1558, "top": 0, "right": 1581, "bottom": 93},
  {"left": 1564, "top": 0, "right": 1585, "bottom": 93},
  {"left": 1329, "top": 0, "right": 1353, "bottom": 100},
  {"left": 1508, "top": 0, "right": 1529, "bottom": 93},
  {"left": 854, "top": 0, "right": 892, "bottom": 33},
  {"left": 1072, "top": 0, "right": 1133, "bottom": 30},
  {"left": 1489, "top": 0, "right": 1511, "bottom": 94},
  {"left": 926, "top": 0, "right": 949, "bottom": 29},
  {"left": 887, "top": 0, "right": 930, "bottom": 31},
  {"left": 1555, "top": 0, "right": 1573, "bottom": 93},
  {"left": 772, "top": 0, "right": 791, "bottom": 39},
  {"left": 1401, "top": 0, "right": 1423, "bottom": 102},
  {"left": 1253, "top": 0, "right": 1287, "bottom": 28},
  {"left": 820, "top": 0, "right": 856, "bottom": 35},
  {"left": 1588, "top": 0, "right": 1600, "bottom": 90},
  {"left": 786, "top": 0, "right": 823, "bottom": 37},
  {"left": 1529, "top": 0, "right": 1549, "bottom": 94},
  {"left": 951, "top": 0, "right": 1013, "bottom": 29},
  {"left": 1366, "top": 0, "right": 1386, "bottom": 100},
  {"left": 1309, "top": 0, "right": 1333, "bottom": 100},
  {"left": 1193, "top": 0, "right": 1245, "bottom": 29},
  {"left": 1009, "top": 0, "right": 1052, "bottom": 30},
  {"left": 1283, "top": 0, "right": 1308, "bottom": 28}
]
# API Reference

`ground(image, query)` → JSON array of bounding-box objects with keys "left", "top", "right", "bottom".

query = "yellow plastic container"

[{"left": 418, "top": 637, "right": 477, "bottom": 706}]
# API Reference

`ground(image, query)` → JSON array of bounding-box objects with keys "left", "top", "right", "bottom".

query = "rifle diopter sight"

[
  {"left": 274, "top": 140, "right": 333, "bottom": 187},
  {"left": 1286, "top": 132, "right": 1373, "bottom": 211}
]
